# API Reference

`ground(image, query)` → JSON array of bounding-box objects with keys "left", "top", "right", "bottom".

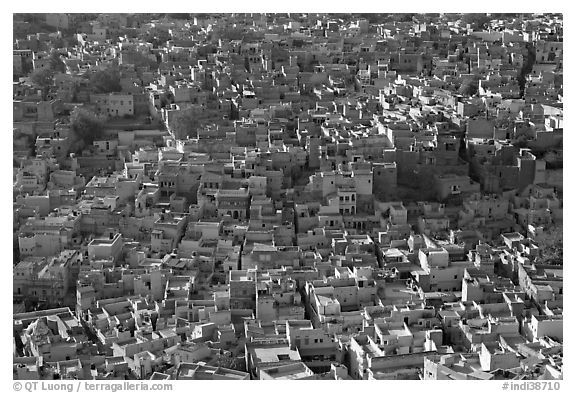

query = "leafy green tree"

[{"left": 89, "top": 66, "right": 122, "bottom": 94}]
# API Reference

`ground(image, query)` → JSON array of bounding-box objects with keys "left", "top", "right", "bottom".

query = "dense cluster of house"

[{"left": 13, "top": 13, "right": 562, "bottom": 381}]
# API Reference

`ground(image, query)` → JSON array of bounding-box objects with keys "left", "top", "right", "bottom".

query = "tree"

[
  {"left": 89, "top": 66, "right": 122, "bottom": 94},
  {"left": 30, "top": 68, "right": 55, "bottom": 100},
  {"left": 461, "top": 13, "right": 492, "bottom": 29},
  {"left": 48, "top": 51, "right": 67, "bottom": 73},
  {"left": 13, "top": 236, "right": 20, "bottom": 265},
  {"left": 28, "top": 51, "right": 67, "bottom": 100},
  {"left": 51, "top": 38, "right": 67, "bottom": 50},
  {"left": 517, "top": 43, "right": 536, "bottom": 98},
  {"left": 122, "top": 51, "right": 158, "bottom": 69},
  {"left": 167, "top": 13, "right": 191, "bottom": 20},
  {"left": 536, "top": 225, "right": 563, "bottom": 265},
  {"left": 458, "top": 75, "right": 481, "bottom": 96},
  {"left": 69, "top": 107, "right": 105, "bottom": 152},
  {"left": 216, "top": 354, "right": 246, "bottom": 372},
  {"left": 395, "top": 14, "right": 416, "bottom": 23},
  {"left": 68, "top": 35, "right": 80, "bottom": 48},
  {"left": 170, "top": 111, "right": 200, "bottom": 139}
]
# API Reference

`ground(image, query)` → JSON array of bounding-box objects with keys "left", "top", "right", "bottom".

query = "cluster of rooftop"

[{"left": 13, "top": 12, "right": 562, "bottom": 381}]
